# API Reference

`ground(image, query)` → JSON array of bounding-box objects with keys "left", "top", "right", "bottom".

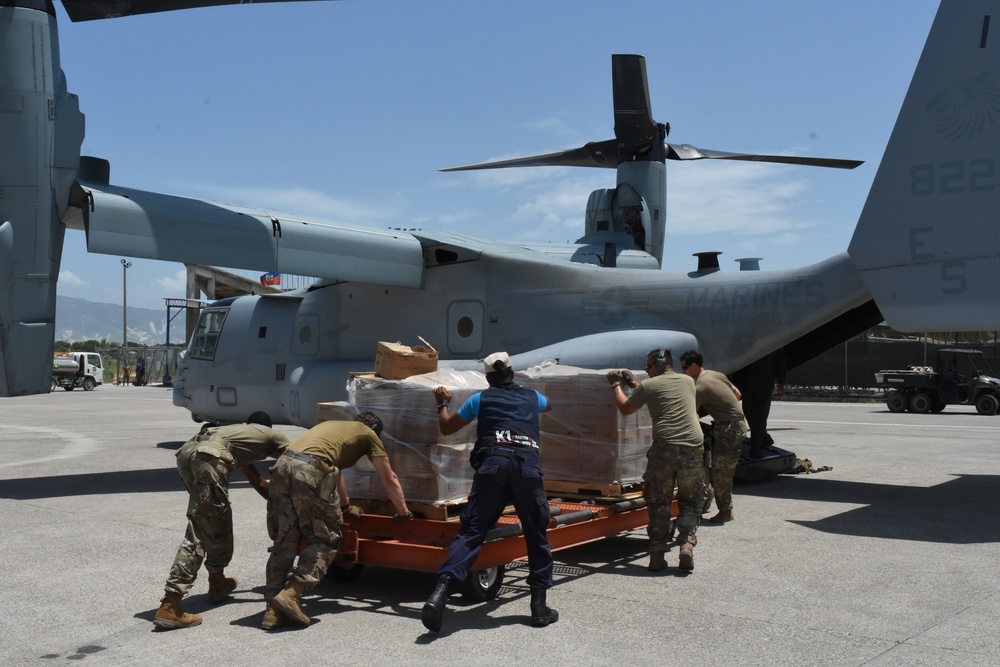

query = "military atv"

[{"left": 875, "top": 348, "right": 1000, "bottom": 415}]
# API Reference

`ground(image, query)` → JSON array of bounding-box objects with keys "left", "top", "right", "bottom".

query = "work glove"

[
  {"left": 341, "top": 505, "right": 363, "bottom": 519},
  {"left": 393, "top": 511, "right": 414, "bottom": 522},
  {"left": 606, "top": 370, "right": 624, "bottom": 387},
  {"left": 620, "top": 370, "right": 637, "bottom": 388}
]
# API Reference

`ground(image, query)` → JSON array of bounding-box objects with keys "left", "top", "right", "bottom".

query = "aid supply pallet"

[{"left": 330, "top": 495, "right": 658, "bottom": 600}]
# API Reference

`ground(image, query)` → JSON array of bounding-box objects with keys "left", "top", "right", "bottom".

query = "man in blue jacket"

[{"left": 421, "top": 352, "right": 558, "bottom": 632}]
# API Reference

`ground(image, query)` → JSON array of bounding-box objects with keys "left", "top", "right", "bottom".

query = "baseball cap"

[{"left": 483, "top": 351, "right": 512, "bottom": 374}]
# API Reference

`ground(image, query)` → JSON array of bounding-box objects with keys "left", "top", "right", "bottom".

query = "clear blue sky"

[{"left": 53, "top": 0, "right": 941, "bottom": 310}]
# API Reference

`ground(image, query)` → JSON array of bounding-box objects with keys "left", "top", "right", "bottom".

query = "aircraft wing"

[
  {"left": 60, "top": 0, "right": 333, "bottom": 22},
  {"left": 71, "top": 182, "right": 425, "bottom": 288}
]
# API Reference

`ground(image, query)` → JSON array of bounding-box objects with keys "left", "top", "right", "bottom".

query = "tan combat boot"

[
  {"left": 708, "top": 509, "right": 734, "bottom": 524},
  {"left": 271, "top": 579, "right": 310, "bottom": 626},
  {"left": 207, "top": 571, "right": 239, "bottom": 603},
  {"left": 260, "top": 601, "right": 288, "bottom": 631},
  {"left": 679, "top": 539, "right": 695, "bottom": 572},
  {"left": 647, "top": 551, "right": 666, "bottom": 572},
  {"left": 153, "top": 592, "right": 203, "bottom": 630}
]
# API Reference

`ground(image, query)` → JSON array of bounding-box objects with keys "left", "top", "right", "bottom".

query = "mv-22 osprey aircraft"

[{"left": 1, "top": 0, "right": 998, "bottom": 429}]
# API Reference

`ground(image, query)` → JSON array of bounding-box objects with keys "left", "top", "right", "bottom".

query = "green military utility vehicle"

[{"left": 875, "top": 348, "right": 1000, "bottom": 415}]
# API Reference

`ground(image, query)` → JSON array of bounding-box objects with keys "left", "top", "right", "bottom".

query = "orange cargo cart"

[{"left": 330, "top": 496, "right": 654, "bottom": 600}]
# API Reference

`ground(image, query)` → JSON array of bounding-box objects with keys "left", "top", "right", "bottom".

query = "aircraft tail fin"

[{"left": 848, "top": 0, "right": 1000, "bottom": 332}]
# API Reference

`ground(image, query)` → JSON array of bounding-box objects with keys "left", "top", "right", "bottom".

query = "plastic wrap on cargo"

[
  {"left": 516, "top": 364, "right": 651, "bottom": 487},
  {"left": 315, "top": 400, "right": 358, "bottom": 424},
  {"left": 330, "top": 364, "right": 651, "bottom": 504},
  {"left": 341, "top": 369, "right": 488, "bottom": 503}
]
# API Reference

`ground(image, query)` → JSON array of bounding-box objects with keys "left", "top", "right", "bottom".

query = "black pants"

[{"left": 438, "top": 452, "right": 554, "bottom": 589}]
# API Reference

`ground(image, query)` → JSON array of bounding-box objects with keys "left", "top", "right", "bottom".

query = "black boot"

[
  {"left": 421, "top": 574, "right": 454, "bottom": 632},
  {"left": 529, "top": 587, "right": 559, "bottom": 627}
]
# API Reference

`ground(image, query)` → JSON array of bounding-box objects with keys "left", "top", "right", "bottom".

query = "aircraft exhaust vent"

[
  {"left": 693, "top": 251, "right": 722, "bottom": 273},
  {"left": 79, "top": 156, "right": 110, "bottom": 186},
  {"left": 736, "top": 257, "right": 762, "bottom": 271},
  {"left": 275, "top": 363, "right": 286, "bottom": 381}
]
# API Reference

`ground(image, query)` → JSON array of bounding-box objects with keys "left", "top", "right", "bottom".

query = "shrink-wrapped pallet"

[
  {"left": 517, "top": 364, "right": 651, "bottom": 486},
  {"left": 326, "top": 363, "right": 652, "bottom": 504},
  {"left": 340, "top": 369, "right": 487, "bottom": 503}
]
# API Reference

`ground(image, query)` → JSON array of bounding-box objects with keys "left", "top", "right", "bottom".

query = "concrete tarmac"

[{"left": 1, "top": 387, "right": 999, "bottom": 666}]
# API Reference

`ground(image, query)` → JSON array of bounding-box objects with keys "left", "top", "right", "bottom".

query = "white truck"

[{"left": 52, "top": 352, "right": 104, "bottom": 391}]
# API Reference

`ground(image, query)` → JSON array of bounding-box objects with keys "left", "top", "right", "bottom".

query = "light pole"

[{"left": 121, "top": 259, "right": 131, "bottom": 385}]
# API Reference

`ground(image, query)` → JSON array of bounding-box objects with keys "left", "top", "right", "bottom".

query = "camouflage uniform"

[
  {"left": 628, "top": 372, "right": 705, "bottom": 552},
  {"left": 693, "top": 369, "right": 748, "bottom": 514},
  {"left": 264, "top": 454, "right": 343, "bottom": 600},
  {"left": 164, "top": 424, "right": 289, "bottom": 597},
  {"left": 264, "top": 421, "right": 387, "bottom": 601},
  {"left": 643, "top": 444, "right": 706, "bottom": 551}
]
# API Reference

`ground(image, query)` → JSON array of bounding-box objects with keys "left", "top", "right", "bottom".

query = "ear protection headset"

[{"left": 649, "top": 349, "right": 668, "bottom": 371}]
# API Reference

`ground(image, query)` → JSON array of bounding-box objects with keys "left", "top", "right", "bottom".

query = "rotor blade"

[
  {"left": 440, "top": 139, "right": 618, "bottom": 172},
  {"left": 666, "top": 143, "right": 863, "bottom": 170},
  {"left": 612, "top": 55, "right": 658, "bottom": 155},
  {"left": 61, "top": 0, "right": 332, "bottom": 22}
]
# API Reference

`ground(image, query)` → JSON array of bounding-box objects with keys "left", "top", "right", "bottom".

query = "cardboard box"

[
  {"left": 316, "top": 401, "right": 357, "bottom": 424},
  {"left": 341, "top": 369, "right": 486, "bottom": 504},
  {"left": 374, "top": 340, "right": 439, "bottom": 380}
]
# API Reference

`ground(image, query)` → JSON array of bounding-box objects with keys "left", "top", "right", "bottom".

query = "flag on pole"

[{"left": 260, "top": 272, "right": 282, "bottom": 286}]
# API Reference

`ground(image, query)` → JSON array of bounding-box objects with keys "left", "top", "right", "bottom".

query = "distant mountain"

[{"left": 56, "top": 296, "right": 170, "bottom": 345}]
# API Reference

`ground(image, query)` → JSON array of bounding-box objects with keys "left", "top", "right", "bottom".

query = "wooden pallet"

[
  {"left": 543, "top": 479, "right": 644, "bottom": 501},
  {"left": 355, "top": 497, "right": 465, "bottom": 521},
  {"left": 354, "top": 497, "right": 527, "bottom": 521}
]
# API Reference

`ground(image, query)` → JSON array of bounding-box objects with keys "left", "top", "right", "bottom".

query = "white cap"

[{"left": 483, "top": 351, "right": 512, "bottom": 374}]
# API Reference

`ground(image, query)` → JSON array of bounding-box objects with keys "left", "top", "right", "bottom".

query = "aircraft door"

[{"left": 447, "top": 300, "right": 484, "bottom": 355}]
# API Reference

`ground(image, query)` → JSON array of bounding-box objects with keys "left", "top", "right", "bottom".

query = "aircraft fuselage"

[{"left": 173, "top": 249, "right": 868, "bottom": 426}]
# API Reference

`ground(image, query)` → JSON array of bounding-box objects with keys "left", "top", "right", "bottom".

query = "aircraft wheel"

[
  {"left": 64, "top": 386, "right": 74, "bottom": 391},
  {"left": 931, "top": 398, "right": 946, "bottom": 413},
  {"left": 975, "top": 394, "right": 999, "bottom": 416},
  {"left": 460, "top": 564, "right": 506, "bottom": 602},
  {"left": 83, "top": 377, "right": 95, "bottom": 391},
  {"left": 885, "top": 391, "right": 907, "bottom": 413},
  {"left": 910, "top": 393, "right": 932, "bottom": 413}
]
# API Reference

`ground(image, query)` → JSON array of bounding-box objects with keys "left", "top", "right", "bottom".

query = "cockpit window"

[{"left": 188, "top": 309, "right": 228, "bottom": 360}]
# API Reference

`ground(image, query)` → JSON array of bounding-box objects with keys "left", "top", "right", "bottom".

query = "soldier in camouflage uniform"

[
  {"left": 153, "top": 412, "right": 289, "bottom": 630},
  {"left": 609, "top": 349, "right": 705, "bottom": 572},
  {"left": 680, "top": 349, "right": 748, "bottom": 524},
  {"left": 262, "top": 412, "right": 411, "bottom": 630}
]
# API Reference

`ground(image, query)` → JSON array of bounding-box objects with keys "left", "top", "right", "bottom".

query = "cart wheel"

[
  {"left": 325, "top": 563, "right": 365, "bottom": 583},
  {"left": 460, "top": 564, "right": 505, "bottom": 601}
]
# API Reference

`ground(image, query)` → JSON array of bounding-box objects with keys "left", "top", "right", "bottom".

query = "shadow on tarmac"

[
  {"left": 0, "top": 466, "right": 265, "bottom": 499},
  {"left": 219, "top": 535, "right": 658, "bottom": 637},
  {"left": 738, "top": 473, "right": 1000, "bottom": 544}
]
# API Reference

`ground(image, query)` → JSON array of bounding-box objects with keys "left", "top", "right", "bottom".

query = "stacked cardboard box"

[
  {"left": 374, "top": 340, "right": 438, "bottom": 380},
  {"left": 517, "top": 364, "right": 651, "bottom": 486},
  {"left": 340, "top": 369, "right": 486, "bottom": 503},
  {"left": 325, "top": 363, "right": 652, "bottom": 504}
]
